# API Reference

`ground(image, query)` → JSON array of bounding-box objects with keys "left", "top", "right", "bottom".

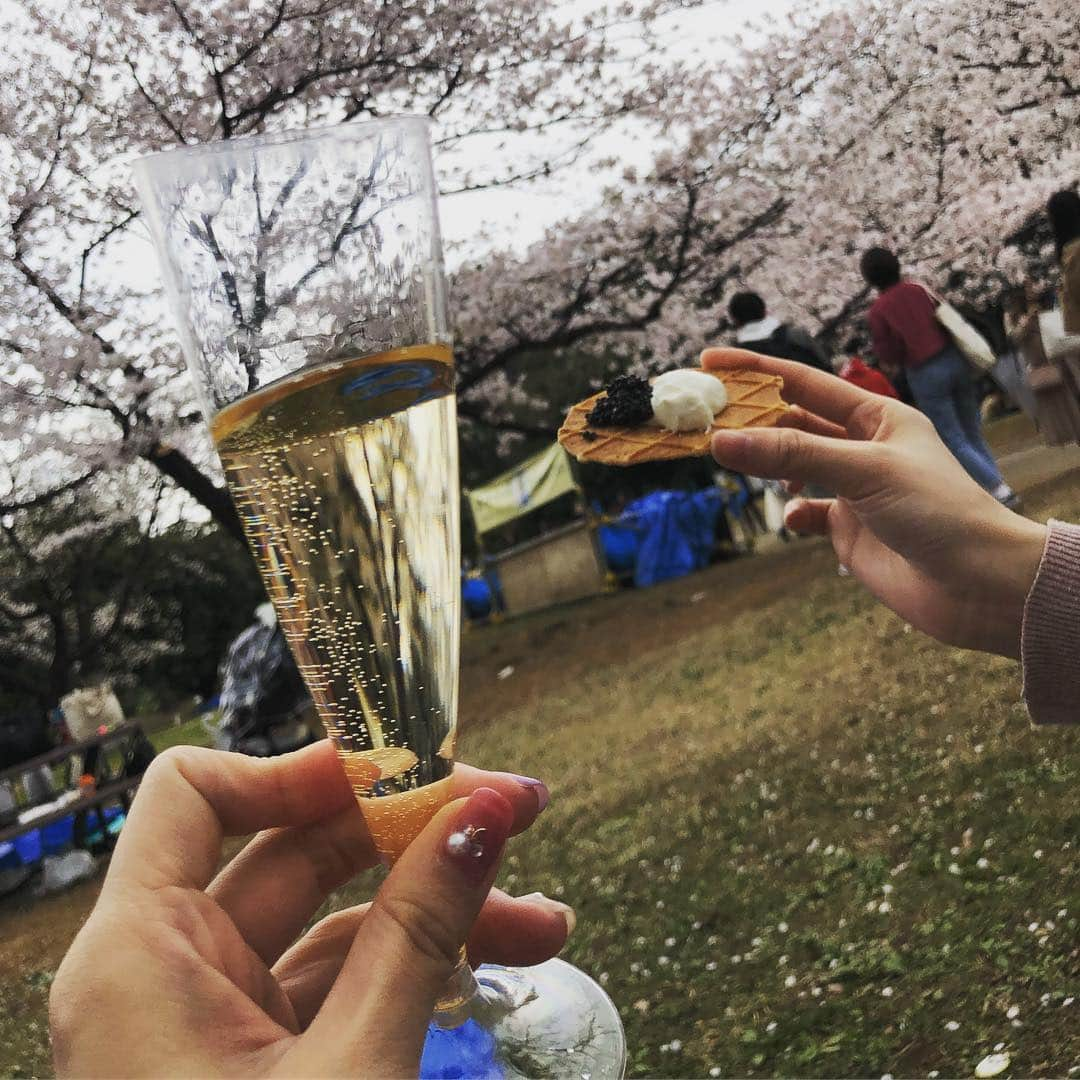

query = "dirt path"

[{"left": 459, "top": 538, "right": 835, "bottom": 729}]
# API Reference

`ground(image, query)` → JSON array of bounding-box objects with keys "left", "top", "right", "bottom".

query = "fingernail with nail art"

[{"left": 444, "top": 787, "right": 513, "bottom": 884}]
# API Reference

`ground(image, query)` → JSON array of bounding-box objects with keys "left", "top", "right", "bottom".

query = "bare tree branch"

[
  {"left": 78, "top": 209, "right": 140, "bottom": 315},
  {"left": 125, "top": 58, "right": 188, "bottom": 142}
]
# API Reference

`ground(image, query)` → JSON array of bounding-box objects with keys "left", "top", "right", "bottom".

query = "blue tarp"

[
  {"left": 601, "top": 487, "right": 748, "bottom": 588},
  {"left": 597, "top": 520, "right": 638, "bottom": 574},
  {"left": 421, "top": 1018, "right": 501, "bottom": 1078}
]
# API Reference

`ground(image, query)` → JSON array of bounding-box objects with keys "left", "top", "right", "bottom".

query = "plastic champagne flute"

[{"left": 134, "top": 116, "right": 625, "bottom": 1078}]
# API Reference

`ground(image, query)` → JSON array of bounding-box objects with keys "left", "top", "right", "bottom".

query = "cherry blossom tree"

[
  {"left": 724, "top": 0, "right": 1080, "bottom": 338},
  {"left": 3, "top": 0, "right": 1079, "bottom": 528},
  {"left": 0, "top": 0, "right": 701, "bottom": 536},
  {"left": 454, "top": 0, "right": 1080, "bottom": 443}
]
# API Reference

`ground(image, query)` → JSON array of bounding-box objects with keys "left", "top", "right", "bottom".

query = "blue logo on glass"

[{"left": 342, "top": 362, "right": 439, "bottom": 404}]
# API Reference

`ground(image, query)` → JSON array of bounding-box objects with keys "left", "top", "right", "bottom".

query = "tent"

[
  {"left": 465, "top": 443, "right": 579, "bottom": 535},
  {"left": 464, "top": 445, "right": 607, "bottom": 616}
]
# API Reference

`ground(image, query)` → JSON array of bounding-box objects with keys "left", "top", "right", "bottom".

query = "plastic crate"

[
  {"left": 14, "top": 829, "right": 43, "bottom": 865},
  {"left": 41, "top": 815, "right": 75, "bottom": 855}
]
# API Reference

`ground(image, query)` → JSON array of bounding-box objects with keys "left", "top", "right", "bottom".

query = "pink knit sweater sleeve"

[{"left": 1021, "top": 520, "right": 1080, "bottom": 725}]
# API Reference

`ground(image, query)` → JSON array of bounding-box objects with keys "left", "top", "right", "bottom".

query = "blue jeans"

[{"left": 906, "top": 347, "right": 1005, "bottom": 491}]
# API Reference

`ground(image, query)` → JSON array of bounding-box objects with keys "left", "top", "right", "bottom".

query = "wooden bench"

[{"left": 0, "top": 723, "right": 154, "bottom": 850}]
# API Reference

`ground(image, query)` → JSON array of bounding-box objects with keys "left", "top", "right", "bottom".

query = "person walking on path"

[
  {"left": 1048, "top": 189, "right": 1080, "bottom": 334},
  {"left": 727, "top": 291, "right": 832, "bottom": 373},
  {"left": 1002, "top": 282, "right": 1080, "bottom": 445},
  {"left": 859, "top": 246, "right": 1019, "bottom": 509}
]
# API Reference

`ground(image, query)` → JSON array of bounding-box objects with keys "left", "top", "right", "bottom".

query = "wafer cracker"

[{"left": 558, "top": 369, "right": 788, "bottom": 465}]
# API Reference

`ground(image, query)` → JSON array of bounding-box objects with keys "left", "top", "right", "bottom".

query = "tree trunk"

[
  {"left": 147, "top": 442, "right": 247, "bottom": 545},
  {"left": 48, "top": 610, "right": 73, "bottom": 713}
]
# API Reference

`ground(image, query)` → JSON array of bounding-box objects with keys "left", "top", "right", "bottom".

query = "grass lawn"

[
  {"left": 2, "top": 422, "right": 1080, "bottom": 1078},
  {"left": 146, "top": 714, "right": 215, "bottom": 753}
]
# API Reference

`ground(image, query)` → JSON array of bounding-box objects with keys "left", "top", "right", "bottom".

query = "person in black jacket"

[
  {"left": 727, "top": 291, "right": 831, "bottom": 373},
  {"left": 728, "top": 290, "right": 834, "bottom": 508}
]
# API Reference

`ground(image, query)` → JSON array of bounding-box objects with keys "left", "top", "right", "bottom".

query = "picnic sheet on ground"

[{"left": 600, "top": 487, "right": 748, "bottom": 588}]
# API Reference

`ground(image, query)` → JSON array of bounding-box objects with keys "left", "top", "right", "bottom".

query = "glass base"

[{"left": 421, "top": 959, "right": 626, "bottom": 1079}]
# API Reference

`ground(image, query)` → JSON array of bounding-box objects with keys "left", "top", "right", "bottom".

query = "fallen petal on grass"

[{"left": 975, "top": 1052, "right": 1011, "bottom": 1078}]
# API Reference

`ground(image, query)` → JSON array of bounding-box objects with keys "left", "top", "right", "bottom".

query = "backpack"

[
  {"left": 767, "top": 325, "right": 832, "bottom": 373},
  {"left": 742, "top": 324, "right": 831, "bottom": 373}
]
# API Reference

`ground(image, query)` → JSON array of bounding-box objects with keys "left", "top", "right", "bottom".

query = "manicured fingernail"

[
  {"left": 511, "top": 774, "right": 550, "bottom": 814},
  {"left": 444, "top": 787, "right": 513, "bottom": 884},
  {"left": 519, "top": 891, "right": 577, "bottom": 935}
]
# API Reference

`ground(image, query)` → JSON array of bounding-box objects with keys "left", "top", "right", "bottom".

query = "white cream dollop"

[{"left": 650, "top": 370, "right": 729, "bottom": 432}]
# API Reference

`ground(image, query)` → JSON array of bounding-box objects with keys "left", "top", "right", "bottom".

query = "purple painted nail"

[{"left": 511, "top": 774, "right": 550, "bottom": 814}]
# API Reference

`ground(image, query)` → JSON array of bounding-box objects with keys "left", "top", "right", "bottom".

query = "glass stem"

[{"left": 432, "top": 946, "right": 482, "bottom": 1029}]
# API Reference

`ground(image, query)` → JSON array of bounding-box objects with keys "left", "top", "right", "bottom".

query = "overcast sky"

[{"left": 439, "top": 0, "right": 805, "bottom": 260}]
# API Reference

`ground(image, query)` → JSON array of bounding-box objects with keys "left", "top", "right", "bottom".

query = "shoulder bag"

[{"left": 918, "top": 283, "right": 996, "bottom": 372}]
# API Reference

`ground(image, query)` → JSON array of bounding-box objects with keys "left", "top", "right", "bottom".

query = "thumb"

[{"left": 302, "top": 787, "right": 514, "bottom": 1072}]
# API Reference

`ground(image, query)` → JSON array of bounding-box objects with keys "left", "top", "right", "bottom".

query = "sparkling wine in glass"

[{"left": 134, "top": 117, "right": 625, "bottom": 1078}]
